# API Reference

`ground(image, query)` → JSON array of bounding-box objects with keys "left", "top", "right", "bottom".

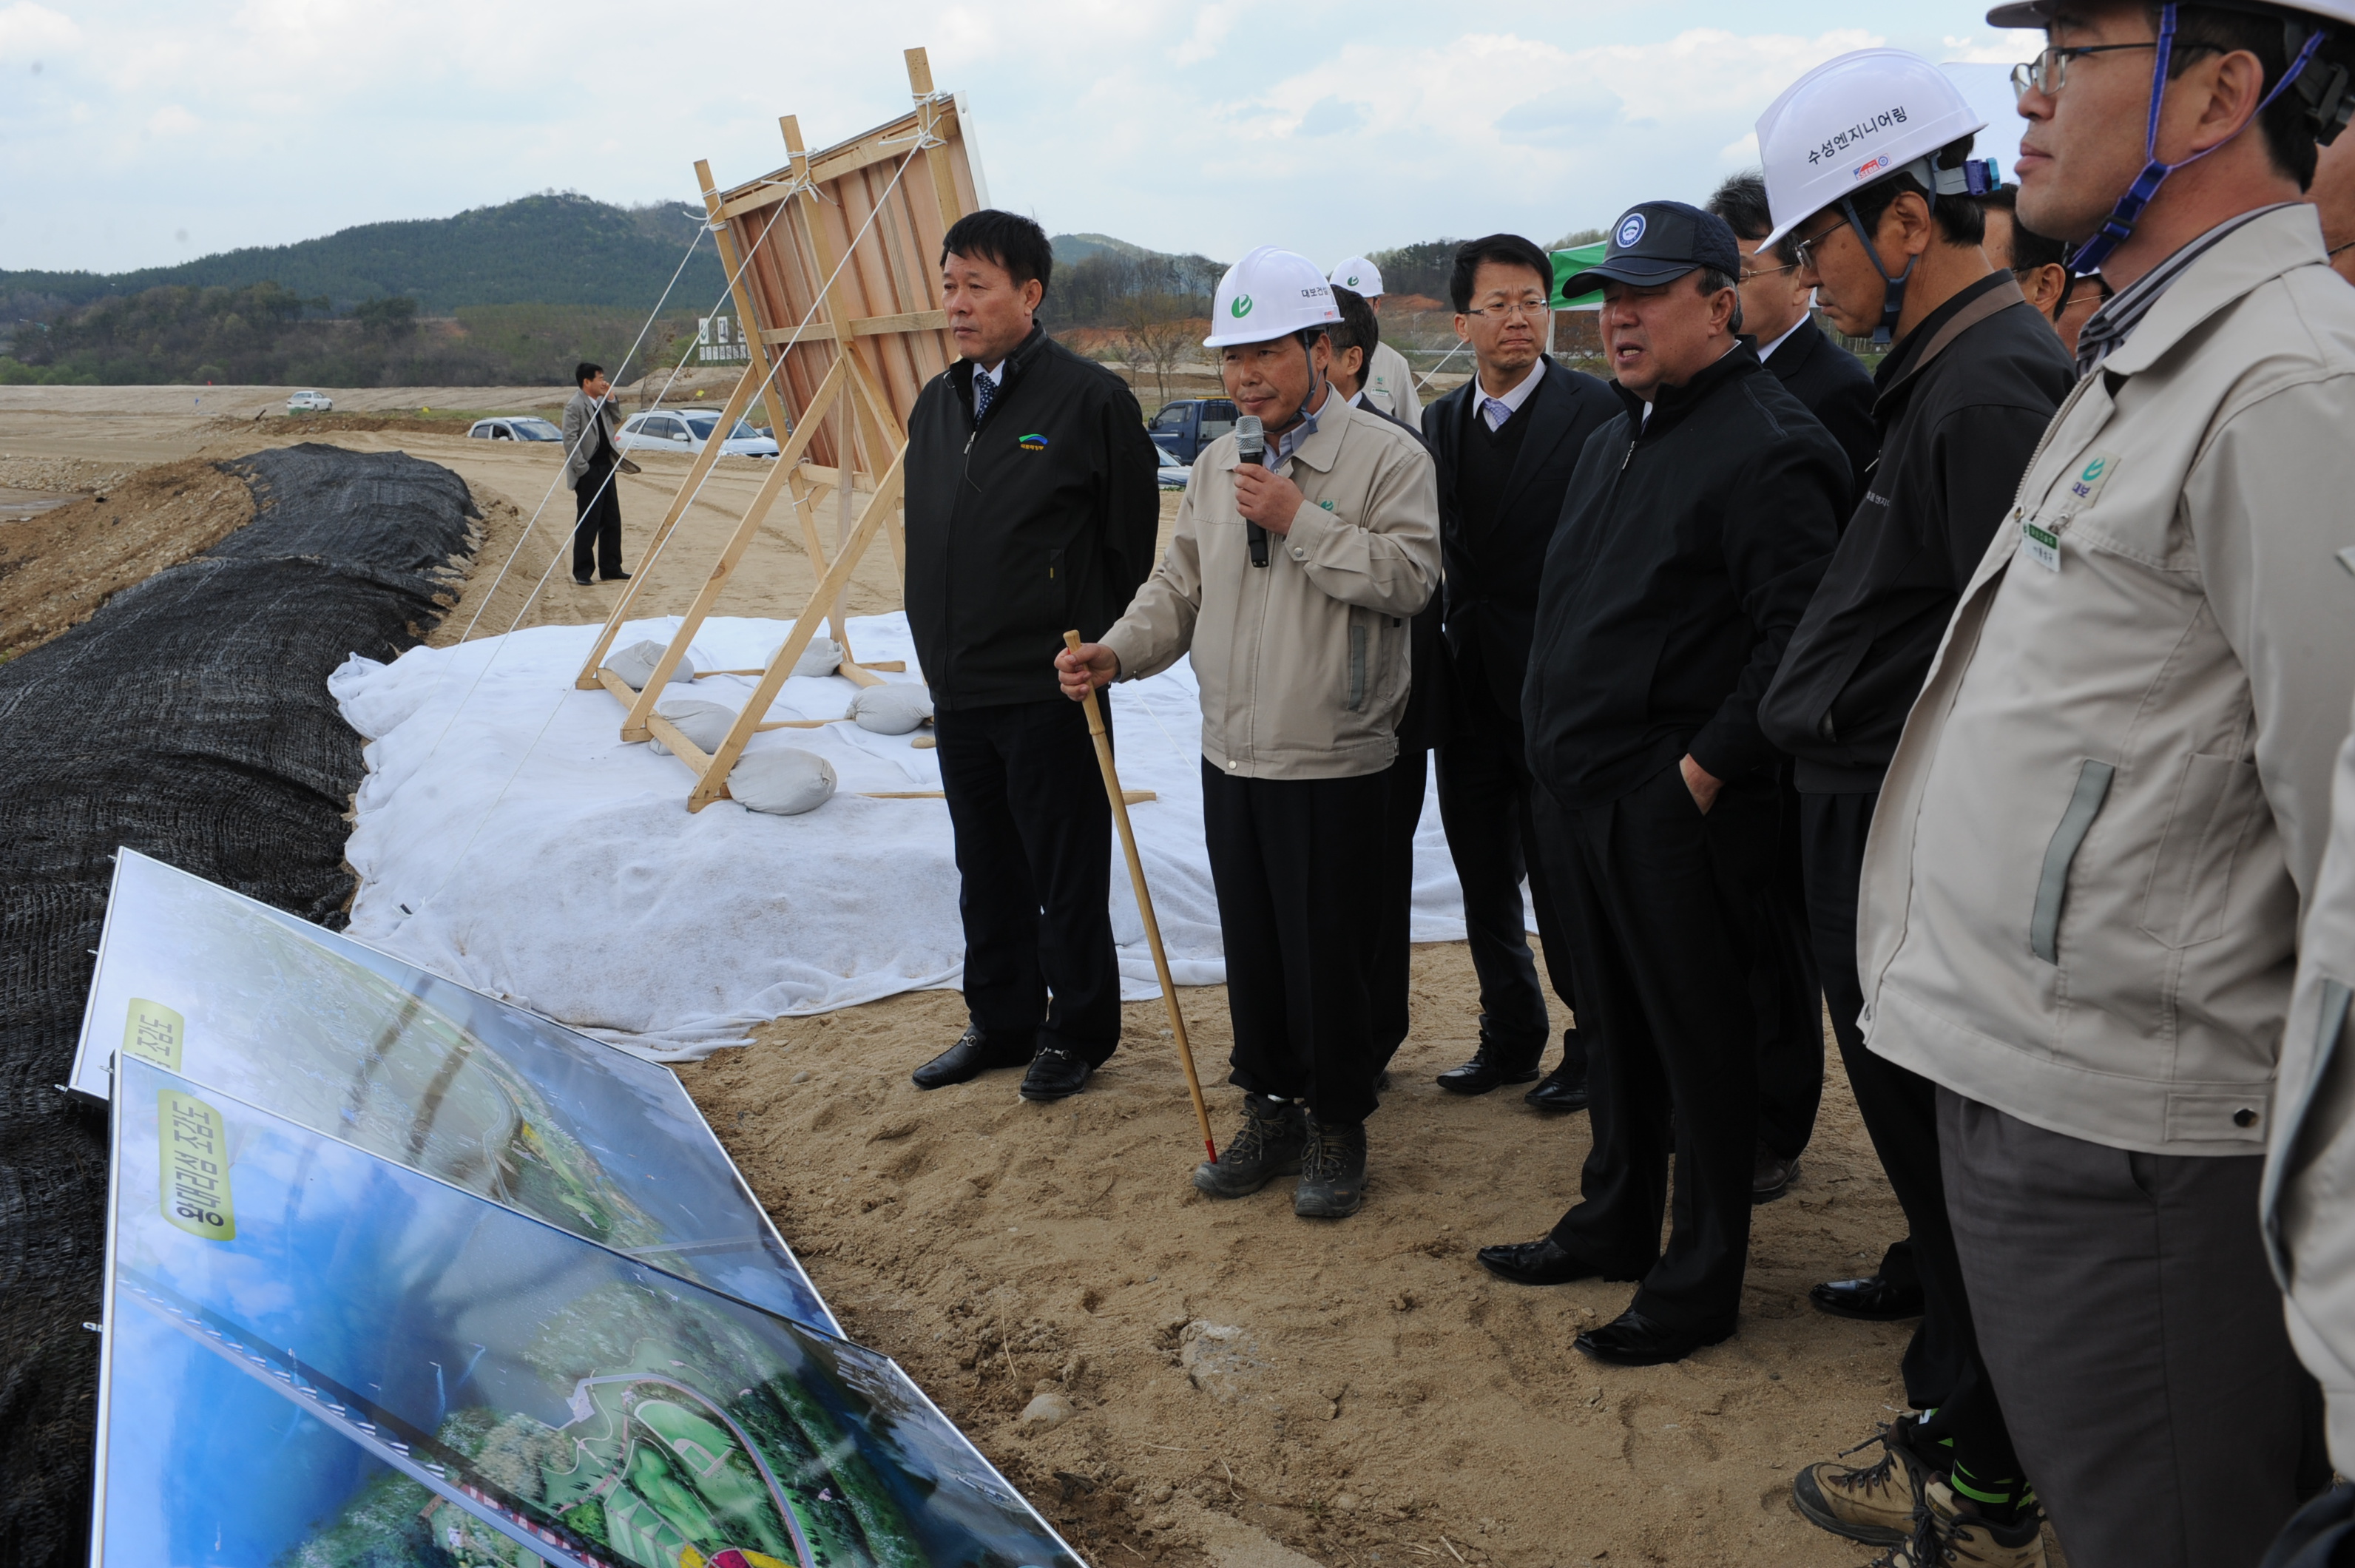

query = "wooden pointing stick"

[{"left": 1064, "top": 629, "right": 1217, "bottom": 1162}]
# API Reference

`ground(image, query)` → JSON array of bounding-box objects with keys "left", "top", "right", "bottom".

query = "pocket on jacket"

[
  {"left": 2139, "top": 751, "right": 2263, "bottom": 949},
  {"left": 2030, "top": 758, "right": 2115, "bottom": 963},
  {"left": 1345, "top": 621, "right": 1368, "bottom": 712}
]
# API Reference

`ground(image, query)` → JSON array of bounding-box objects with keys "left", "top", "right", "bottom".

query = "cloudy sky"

[{"left": 2, "top": 1, "right": 2038, "bottom": 277}]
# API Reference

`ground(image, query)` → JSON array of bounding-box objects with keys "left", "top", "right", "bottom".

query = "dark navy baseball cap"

[{"left": 1561, "top": 201, "right": 1743, "bottom": 294}]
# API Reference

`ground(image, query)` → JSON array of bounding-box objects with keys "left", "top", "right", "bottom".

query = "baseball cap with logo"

[{"left": 1558, "top": 201, "right": 1743, "bottom": 297}]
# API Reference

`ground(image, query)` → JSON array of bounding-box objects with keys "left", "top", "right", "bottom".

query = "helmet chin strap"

[
  {"left": 1840, "top": 155, "right": 2000, "bottom": 345},
  {"left": 1840, "top": 197, "right": 1920, "bottom": 347},
  {"left": 2070, "top": 3, "right": 2327, "bottom": 273},
  {"left": 1270, "top": 337, "right": 1328, "bottom": 437}
]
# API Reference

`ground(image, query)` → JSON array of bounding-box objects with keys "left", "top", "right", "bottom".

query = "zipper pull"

[
  {"left": 1619, "top": 439, "right": 1635, "bottom": 472},
  {"left": 964, "top": 430, "right": 976, "bottom": 456}
]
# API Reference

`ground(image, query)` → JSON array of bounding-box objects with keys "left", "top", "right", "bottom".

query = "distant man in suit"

[
  {"left": 1420, "top": 234, "right": 1621, "bottom": 1109},
  {"left": 561, "top": 362, "right": 629, "bottom": 585},
  {"left": 1706, "top": 172, "right": 1879, "bottom": 1201}
]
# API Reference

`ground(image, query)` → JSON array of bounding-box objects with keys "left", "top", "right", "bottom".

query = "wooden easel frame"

[{"left": 571, "top": 47, "right": 979, "bottom": 812}]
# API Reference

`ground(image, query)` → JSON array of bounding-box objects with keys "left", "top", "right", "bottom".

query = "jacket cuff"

[
  {"left": 1280, "top": 497, "right": 1333, "bottom": 561},
  {"left": 1098, "top": 622, "right": 1146, "bottom": 682},
  {"left": 1686, "top": 720, "right": 1768, "bottom": 785}
]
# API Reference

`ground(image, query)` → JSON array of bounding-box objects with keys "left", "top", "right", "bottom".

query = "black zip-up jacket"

[
  {"left": 905, "top": 325, "right": 1161, "bottom": 709},
  {"left": 1758, "top": 274, "right": 2074, "bottom": 791},
  {"left": 1522, "top": 344, "right": 1845, "bottom": 809},
  {"left": 1761, "top": 317, "right": 1877, "bottom": 516}
]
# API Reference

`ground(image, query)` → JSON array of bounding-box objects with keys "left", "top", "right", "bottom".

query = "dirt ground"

[{"left": 0, "top": 386, "right": 2041, "bottom": 1568}]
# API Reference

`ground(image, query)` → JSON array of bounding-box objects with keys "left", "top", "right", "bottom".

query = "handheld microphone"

[{"left": 1234, "top": 414, "right": 1269, "bottom": 568}]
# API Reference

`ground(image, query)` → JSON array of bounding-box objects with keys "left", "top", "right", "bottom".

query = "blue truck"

[{"left": 1146, "top": 398, "right": 1238, "bottom": 464}]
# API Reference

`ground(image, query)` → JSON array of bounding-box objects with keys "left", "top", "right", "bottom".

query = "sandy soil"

[
  {"left": 0, "top": 385, "right": 2056, "bottom": 1567},
  {"left": 0, "top": 456, "right": 254, "bottom": 655}
]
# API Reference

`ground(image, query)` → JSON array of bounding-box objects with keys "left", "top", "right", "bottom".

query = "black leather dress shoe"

[
  {"left": 1437, "top": 1043, "right": 1541, "bottom": 1095},
  {"left": 1525, "top": 1062, "right": 1589, "bottom": 1112},
  {"left": 1476, "top": 1237, "right": 1609, "bottom": 1286},
  {"left": 910, "top": 1025, "right": 1033, "bottom": 1090},
  {"left": 572, "top": 574, "right": 594, "bottom": 585},
  {"left": 1809, "top": 1274, "right": 1926, "bottom": 1322},
  {"left": 1018, "top": 1046, "right": 1093, "bottom": 1102},
  {"left": 600, "top": 571, "right": 632, "bottom": 581},
  {"left": 1574, "top": 1310, "right": 1731, "bottom": 1367}
]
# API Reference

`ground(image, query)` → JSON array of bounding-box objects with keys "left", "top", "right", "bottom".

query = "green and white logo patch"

[{"left": 1231, "top": 294, "right": 1254, "bottom": 318}]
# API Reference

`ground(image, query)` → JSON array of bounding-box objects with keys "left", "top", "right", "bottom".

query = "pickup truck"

[{"left": 1146, "top": 398, "right": 1237, "bottom": 464}]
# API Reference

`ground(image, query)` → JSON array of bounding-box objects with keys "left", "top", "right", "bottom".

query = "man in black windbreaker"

[
  {"left": 901, "top": 210, "right": 1161, "bottom": 1102},
  {"left": 1473, "top": 201, "right": 1844, "bottom": 1367},
  {"left": 1751, "top": 102, "right": 2072, "bottom": 1548}
]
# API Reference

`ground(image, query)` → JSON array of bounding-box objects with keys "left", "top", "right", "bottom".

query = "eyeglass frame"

[
  {"left": 1740, "top": 257, "right": 1801, "bottom": 283},
  {"left": 1785, "top": 217, "right": 1851, "bottom": 274},
  {"left": 1462, "top": 298, "right": 1552, "bottom": 321},
  {"left": 2010, "top": 39, "right": 2214, "bottom": 99}
]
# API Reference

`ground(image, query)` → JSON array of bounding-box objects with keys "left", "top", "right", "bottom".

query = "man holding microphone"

[{"left": 1059, "top": 247, "right": 1440, "bottom": 1220}]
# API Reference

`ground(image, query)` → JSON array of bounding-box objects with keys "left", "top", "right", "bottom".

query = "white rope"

[{"left": 1413, "top": 337, "right": 1470, "bottom": 393}]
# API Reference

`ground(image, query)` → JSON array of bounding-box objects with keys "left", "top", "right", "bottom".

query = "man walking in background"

[
  {"left": 1329, "top": 257, "right": 1422, "bottom": 423},
  {"left": 1476, "top": 203, "right": 1843, "bottom": 1366},
  {"left": 1419, "top": 234, "right": 1619, "bottom": 1110},
  {"left": 561, "top": 361, "right": 627, "bottom": 585},
  {"left": 902, "top": 209, "right": 1161, "bottom": 1103}
]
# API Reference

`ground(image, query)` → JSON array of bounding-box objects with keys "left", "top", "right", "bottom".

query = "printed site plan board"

[
  {"left": 77, "top": 851, "right": 1083, "bottom": 1568},
  {"left": 574, "top": 45, "right": 987, "bottom": 813}
]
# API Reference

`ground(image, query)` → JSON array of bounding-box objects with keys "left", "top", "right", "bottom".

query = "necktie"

[
  {"left": 975, "top": 371, "right": 996, "bottom": 422},
  {"left": 1482, "top": 396, "right": 1508, "bottom": 431}
]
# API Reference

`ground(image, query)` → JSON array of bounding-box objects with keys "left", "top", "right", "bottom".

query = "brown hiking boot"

[
  {"left": 1868, "top": 1480, "right": 2045, "bottom": 1567},
  {"left": 1192, "top": 1095, "right": 1305, "bottom": 1198},
  {"left": 1791, "top": 1421, "right": 1929, "bottom": 1545}
]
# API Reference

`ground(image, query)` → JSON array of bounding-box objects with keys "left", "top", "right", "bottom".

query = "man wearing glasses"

[
  {"left": 1845, "top": 4, "right": 2355, "bottom": 1562},
  {"left": 1751, "top": 50, "right": 2074, "bottom": 1564}
]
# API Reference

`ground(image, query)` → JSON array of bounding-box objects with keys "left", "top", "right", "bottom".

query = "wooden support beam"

[
  {"left": 908, "top": 48, "right": 969, "bottom": 242},
  {"left": 712, "top": 112, "right": 956, "bottom": 223},
  {"left": 755, "top": 308, "right": 949, "bottom": 345}
]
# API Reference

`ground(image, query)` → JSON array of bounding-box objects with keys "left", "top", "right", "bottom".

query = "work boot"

[
  {"left": 1868, "top": 1480, "right": 2045, "bottom": 1568},
  {"left": 1294, "top": 1116, "right": 1367, "bottom": 1218},
  {"left": 1791, "top": 1419, "right": 1932, "bottom": 1546},
  {"left": 1192, "top": 1095, "right": 1305, "bottom": 1198}
]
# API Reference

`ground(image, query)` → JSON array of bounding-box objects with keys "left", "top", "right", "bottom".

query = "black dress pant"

[
  {"left": 1436, "top": 709, "right": 1581, "bottom": 1072},
  {"left": 934, "top": 697, "right": 1121, "bottom": 1064},
  {"left": 1538, "top": 763, "right": 1773, "bottom": 1333},
  {"left": 1371, "top": 746, "right": 1430, "bottom": 1064},
  {"left": 1800, "top": 789, "right": 2018, "bottom": 1481},
  {"left": 1202, "top": 760, "right": 1385, "bottom": 1127},
  {"left": 1757, "top": 761, "right": 1824, "bottom": 1159},
  {"left": 572, "top": 464, "right": 624, "bottom": 579}
]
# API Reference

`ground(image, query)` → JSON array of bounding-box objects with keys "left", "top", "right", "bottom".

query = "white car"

[
  {"left": 465, "top": 416, "right": 562, "bottom": 442},
  {"left": 286, "top": 390, "right": 334, "bottom": 413},
  {"left": 616, "top": 409, "right": 780, "bottom": 459},
  {"left": 1156, "top": 445, "right": 1190, "bottom": 490}
]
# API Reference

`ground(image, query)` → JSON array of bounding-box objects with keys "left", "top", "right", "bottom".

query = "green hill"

[{"left": 0, "top": 193, "right": 729, "bottom": 316}]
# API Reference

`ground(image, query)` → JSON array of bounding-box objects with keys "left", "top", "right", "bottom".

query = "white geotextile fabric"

[{"left": 330, "top": 612, "right": 1481, "bottom": 1060}]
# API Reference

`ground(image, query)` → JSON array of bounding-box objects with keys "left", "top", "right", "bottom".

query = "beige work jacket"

[
  {"left": 1100, "top": 394, "right": 1439, "bottom": 780},
  {"left": 1362, "top": 340, "right": 1422, "bottom": 425},
  {"left": 1859, "top": 204, "right": 2355, "bottom": 1156}
]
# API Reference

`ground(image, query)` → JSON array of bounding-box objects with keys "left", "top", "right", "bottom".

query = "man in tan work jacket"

[
  {"left": 1059, "top": 246, "right": 1439, "bottom": 1221},
  {"left": 1858, "top": 2, "right": 2355, "bottom": 1561}
]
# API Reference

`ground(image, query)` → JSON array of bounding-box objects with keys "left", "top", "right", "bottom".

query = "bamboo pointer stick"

[{"left": 1064, "top": 629, "right": 1217, "bottom": 1162}]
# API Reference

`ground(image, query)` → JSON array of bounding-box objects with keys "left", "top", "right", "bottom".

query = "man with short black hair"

[
  {"left": 1419, "top": 234, "right": 1619, "bottom": 1110},
  {"left": 561, "top": 361, "right": 628, "bottom": 586},
  {"left": 903, "top": 209, "right": 1161, "bottom": 1103},
  {"left": 1983, "top": 183, "right": 2112, "bottom": 354}
]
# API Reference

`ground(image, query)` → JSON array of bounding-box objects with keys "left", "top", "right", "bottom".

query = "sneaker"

[
  {"left": 1791, "top": 1419, "right": 1930, "bottom": 1545},
  {"left": 1868, "top": 1480, "right": 2045, "bottom": 1567},
  {"left": 1192, "top": 1096, "right": 1305, "bottom": 1198},
  {"left": 1294, "top": 1116, "right": 1367, "bottom": 1218}
]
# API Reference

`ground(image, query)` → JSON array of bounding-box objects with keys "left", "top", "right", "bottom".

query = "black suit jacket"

[
  {"left": 1762, "top": 317, "right": 1876, "bottom": 516},
  {"left": 1420, "top": 356, "right": 1620, "bottom": 723}
]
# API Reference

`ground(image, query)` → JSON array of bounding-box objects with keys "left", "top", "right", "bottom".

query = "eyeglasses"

[
  {"left": 1741, "top": 260, "right": 1800, "bottom": 283},
  {"left": 1788, "top": 220, "right": 1846, "bottom": 272},
  {"left": 2009, "top": 41, "right": 2210, "bottom": 99},
  {"left": 1464, "top": 300, "right": 1551, "bottom": 320}
]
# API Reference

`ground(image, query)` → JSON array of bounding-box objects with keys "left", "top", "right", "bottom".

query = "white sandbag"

[
  {"left": 793, "top": 637, "right": 843, "bottom": 677},
  {"left": 848, "top": 684, "right": 934, "bottom": 735},
  {"left": 729, "top": 748, "right": 836, "bottom": 815},
  {"left": 648, "top": 698, "right": 739, "bottom": 757},
  {"left": 608, "top": 638, "right": 695, "bottom": 690}
]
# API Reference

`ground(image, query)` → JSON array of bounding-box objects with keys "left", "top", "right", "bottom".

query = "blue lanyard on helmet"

[{"left": 2070, "top": 4, "right": 2326, "bottom": 273}]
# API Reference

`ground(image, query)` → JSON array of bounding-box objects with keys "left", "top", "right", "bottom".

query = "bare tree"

[{"left": 1118, "top": 291, "right": 1194, "bottom": 406}]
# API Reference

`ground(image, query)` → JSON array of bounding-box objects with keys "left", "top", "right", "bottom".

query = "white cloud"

[{"left": 0, "top": 1, "right": 78, "bottom": 61}]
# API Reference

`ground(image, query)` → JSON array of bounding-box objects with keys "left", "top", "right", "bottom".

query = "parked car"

[
  {"left": 1146, "top": 397, "right": 1237, "bottom": 464},
  {"left": 615, "top": 410, "right": 780, "bottom": 459},
  {"left": 1156, "top": 445, "right": 1191, "bottom": 490},
  {"left": 286, "top": 390, "right": 334, "bottom": 413},
  {"left": 465, "top": 416, "right": 563, "bottom": 442}
]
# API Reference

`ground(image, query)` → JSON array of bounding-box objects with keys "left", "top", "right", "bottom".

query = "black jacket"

[
  {"left": 1421, "top": 356, "right": 1621, "bottom": 723},
  {"left": 1762, "top": 317, "right": 1878, "bottom": 516},
  {"left": 1759, "top": 274, "right": 2073, "bottom": 791},
  {"left": 1354, "top": 391, "right": 1452, "bottom": 752},
  {"left": 905, "top": 325, "right": 1161, "bottom": 709},
  {"left": 1523, "top": 345, "right": 1845, "bottom": 809}
]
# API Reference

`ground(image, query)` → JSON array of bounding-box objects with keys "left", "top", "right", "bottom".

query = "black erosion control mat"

[{"left": 0, "top": 444, "right": 477, "bottom": 1567}]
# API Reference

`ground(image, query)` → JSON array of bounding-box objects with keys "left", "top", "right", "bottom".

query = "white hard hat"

[
  {"left": 1204, "top": 246, "right": 1342, "bottom": 349},
  {"left": 1328, "top": 256, "right": 1385, "bottom": 296},
  {"left": 1755, "top": 49, "right": 1990, "bottom": 251},
  {"left": 1990, "top": 0, "right": 2355, "bottom": 24}
]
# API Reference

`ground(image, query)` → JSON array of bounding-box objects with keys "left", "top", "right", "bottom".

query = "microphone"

[{"left": 1234, "top": 414, "right": 1269, "bottom": 568}]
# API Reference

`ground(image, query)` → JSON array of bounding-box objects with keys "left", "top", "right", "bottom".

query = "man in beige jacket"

[
  {"left": 1059, "top": 246, "right": 1439, "bottom": 1220},
  {"left": 1859, "top": 3, "right": 2355, "bottom": 1560}
]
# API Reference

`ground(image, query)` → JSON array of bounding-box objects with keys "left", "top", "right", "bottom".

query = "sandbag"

[
  {"left": 729, "top": 748, "right": 837, "bottom": 815},
  {"left": 848, "top": 684, "right": 934, "bottom": 735},
  {"left": 609, "top": 638, "right": 695, "bottom": 690},
  {"left": 793, "top": 637, "right": 843, "bottom": 677},
  {"left": 648, "top": 698, "right": 740, "bottom": 757}
]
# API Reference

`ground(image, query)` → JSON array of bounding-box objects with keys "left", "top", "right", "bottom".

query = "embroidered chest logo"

[
  {"left": 1018, "top": 433, "right": 1049, "bottom": 452},
  {"left": 2068, "top": 453, "right": 2118, "bottom": 507}
]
